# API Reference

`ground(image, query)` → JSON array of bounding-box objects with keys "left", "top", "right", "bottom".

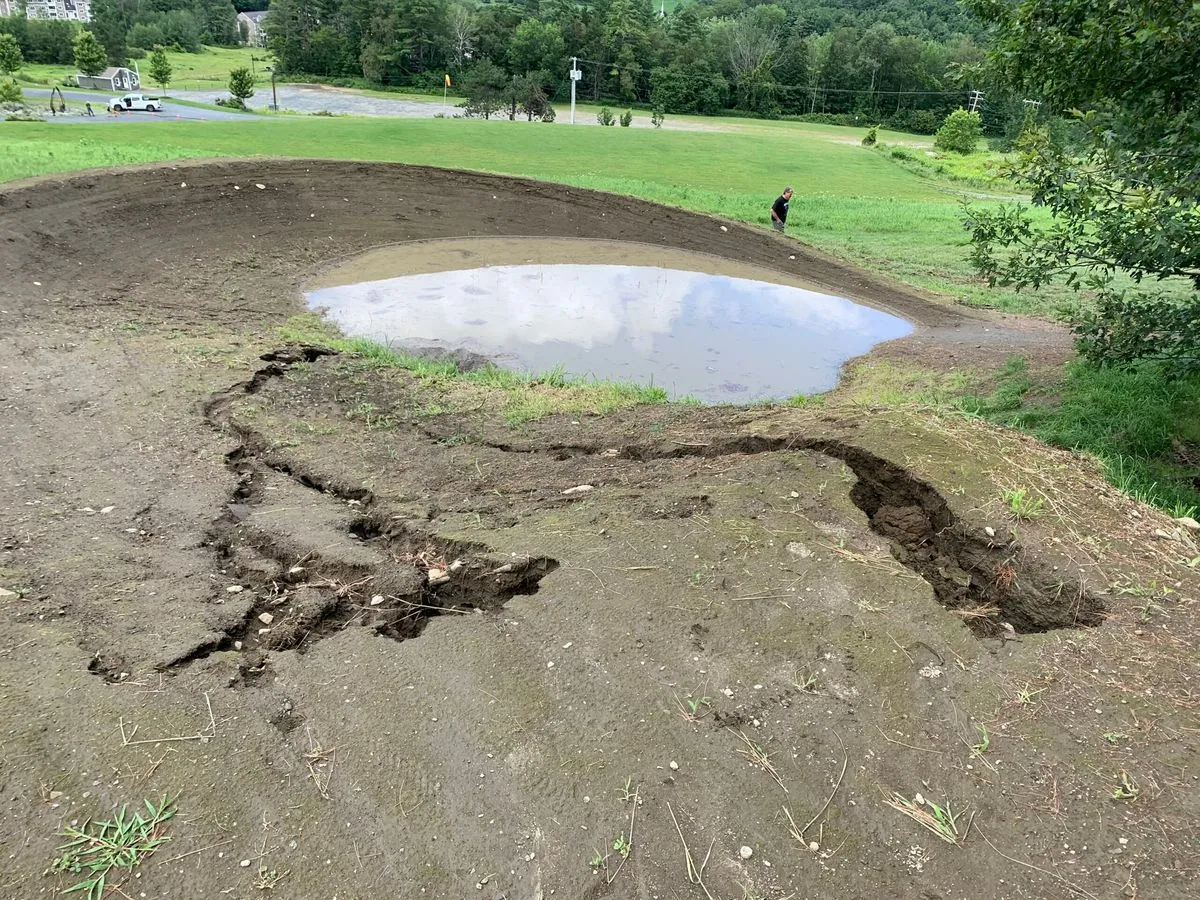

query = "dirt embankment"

[{"left": 1, "top": 160, "right": 1196, "bottom": 900}]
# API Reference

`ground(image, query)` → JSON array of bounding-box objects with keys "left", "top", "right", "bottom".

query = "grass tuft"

[
  {"left": 279, "top": 314, "right": 668, "bottom": 425},
  {"left": 50, "top": 795, "right": 177, "bottom": 899}
]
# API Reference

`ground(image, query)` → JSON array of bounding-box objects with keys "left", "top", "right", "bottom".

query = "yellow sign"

[{"left": 444, "top": 74, "right": 451, "bottom": 88}]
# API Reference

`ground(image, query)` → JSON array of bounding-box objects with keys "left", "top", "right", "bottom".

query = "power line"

[{"left": 571, "top": 57, "right": 965, "bottom": 98}]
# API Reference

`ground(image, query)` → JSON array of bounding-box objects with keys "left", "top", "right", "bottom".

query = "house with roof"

[
  {"left": 76, "top": 67, "right": 140, "bottom": 92},
  {"left": 238, "top": 11, "right": 269, "bottom": 47}
]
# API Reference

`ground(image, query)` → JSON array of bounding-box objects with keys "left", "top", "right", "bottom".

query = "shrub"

[
  {"left": 0, "top": 78, "right": 23, "bottom": 105},
  {"left": 651, "top": 106, "right": 664, "bottom": 128},
  {"left": 861, "top": 124, "right": 879, "bottom": 146},
  {"left": 934, "top": 109, "right": 983, "bottom": 154},
  {"left": 597, "top": 106, "right": 615, "bottom": 126},
  {"left": 619, "top": 109, "right": 632, "bottom": 127}
]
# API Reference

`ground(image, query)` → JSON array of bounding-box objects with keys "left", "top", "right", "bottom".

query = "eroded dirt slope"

[{"left": 1, "top": 161, "right": 1197, "bottom": 900}]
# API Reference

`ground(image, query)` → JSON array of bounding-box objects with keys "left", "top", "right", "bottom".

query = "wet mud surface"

[{"left": 2, "top": 160, "right": 1198, "bottom": 900}]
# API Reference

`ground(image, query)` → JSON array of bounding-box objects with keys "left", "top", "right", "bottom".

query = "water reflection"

[{"left": 306, "top": 264, "right": 912, "bottom": 402}]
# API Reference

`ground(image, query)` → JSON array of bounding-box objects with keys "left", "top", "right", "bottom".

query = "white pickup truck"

[{"left": 108, "top": 94, "right": 163, "bottom": 112}]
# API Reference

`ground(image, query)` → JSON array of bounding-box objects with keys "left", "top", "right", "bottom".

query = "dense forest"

[
  {"left": 264, "top": 0, "right": 991, "bottom": 129},
  {"left": 0, "top": 0, "right": 1001, "bottom": 131}
]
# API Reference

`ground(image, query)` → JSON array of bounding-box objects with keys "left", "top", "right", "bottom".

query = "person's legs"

[{"left": 772, "top": 219, "right": 785, "bottom": 233}]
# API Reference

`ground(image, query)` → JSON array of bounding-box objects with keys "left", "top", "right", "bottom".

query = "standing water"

[{"left": 306, "top": 246, "right": 912, "bottom": 403}]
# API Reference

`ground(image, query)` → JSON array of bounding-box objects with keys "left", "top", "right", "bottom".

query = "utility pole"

[
  {"left": 570, "top": 56, "right": 580, "bottom": 124},
  {"left": 967, "top": 89, "right": 984, "bottom": 113}
]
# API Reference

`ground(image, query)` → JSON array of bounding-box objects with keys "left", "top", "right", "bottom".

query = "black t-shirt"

[{"left": 772, "top": 194, "right": 790, "bottom": 223}]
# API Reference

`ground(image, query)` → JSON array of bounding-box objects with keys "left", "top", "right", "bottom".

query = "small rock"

[
  {"left": 722, "top": 687, "right": 734, "bottom": 698},
  {"left": 180, "top": 182, "right": 187, "bottom": 188},
  {"left": 786, "top": 541, "right": 813, "bottom": 559},
  {"left": 984, "top": 526, "right": 996, "bottom": 538},
  {"left": 233, "top": 185, "right": 241, "bottom": 190},
  {"left": 100, "top": 505, "right": 115, "bottom": 514},
  {"left": 789, "top": 490, "right": 799, "bottom": 498},
  {"left": 240, "top": 859, "right": 251, "bottom": 868},
  {"left": 1176, "top": 516, "right": 1200, "bottom": 532},
  {"left": 546, "top": 661, "right": 555, "bottom": 669},
  {"left": 255, "top": 183, "right": 267, "bottom": 190},
  {"left": 233, "top": 641, "right": 243, "bottom": 650},
  {"left": 258, "top": 628, "right": 271, "bottom": 635},
  {"left": 370, "top": 595, "right": 385, "bottom": 606},
  {"left": 669, "top": 760, "right": 679, "bottom": 771},
  {"left": 288, "top": 566, "right": 305, "bottom": 574},
  {"left": 719, "top": 225, "right": 728, "bottom": 232},
  {"left": 226, "top": 585, "right": 244, "bottom": 594},
  {"left": 788, "top": 254, "right": 796, "bottom": 260},
  {"left": 562, "top": 642, "right": 573, "bottom": 649},
  {"left": 1154, "top": 528, "right": 1175, "bottom": 541},
  {"left": 808, "top": 841, "right": 820, "bottom": 852},
  {"left": 562, "top": 485, "right": 594, "bottom": 496},
  {"left": 258, "top": 612, "right": 274, "bottom": 625},
  {"left": 739, "top": 845, "right": 753, "bottom": 860},
  {"left": 427, "top": 568, "right": 447, "bottom": 582},
  {"left": 0, "top": 588, "right": 17, "bottom": 599},
  {"left": 49, "top": 790, "right": 63, "bottom": 801}
]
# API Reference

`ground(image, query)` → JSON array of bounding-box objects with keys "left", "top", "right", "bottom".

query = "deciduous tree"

[{"left": 964, "top": 0, "right": 1200, "bottom": 371}]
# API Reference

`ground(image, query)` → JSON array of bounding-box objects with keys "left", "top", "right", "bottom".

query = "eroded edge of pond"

[{"left": 306, "top": 236, "right": 912, "bottom": 323}]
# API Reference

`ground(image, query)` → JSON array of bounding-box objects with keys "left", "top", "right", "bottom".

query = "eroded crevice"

[
  {"left": 423, "top": 427, "right": 1106, "bottom": 635},
  {"left": 620, "top": 435, "right": 1107, "bottom": 635},
  {"left": 196, "top": 349, "right": 1102, "bottom": 663},
  {"left": 178, "top": 348, "right": 560, "bottom": 672}
]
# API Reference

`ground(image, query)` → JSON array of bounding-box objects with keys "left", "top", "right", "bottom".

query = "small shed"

[{"left": 76, "top": 67, "right": 141, "bottom": 92}]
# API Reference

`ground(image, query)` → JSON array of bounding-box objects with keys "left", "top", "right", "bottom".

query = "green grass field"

[
  {"left": 1, "top": 110, "right": 1194, "bottom": 515},
  {"left": 17, "top": 45, "right": 269, "bottom": 92},
  {"left": 0, "top": 114, "right": 1018, "bottom": 310}
]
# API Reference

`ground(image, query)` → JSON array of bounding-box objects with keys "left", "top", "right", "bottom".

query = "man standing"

[{"left": 771, "top": 186, "right": 793, "bottom": 233}]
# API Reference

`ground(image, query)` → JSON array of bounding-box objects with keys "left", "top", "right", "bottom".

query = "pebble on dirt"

[
  {"left": 258, "top": 612, "right": 274, "bottom": 625},
  {"left": 739, "top": 846, "right": 753, "bottom": 859},
  {"left": 562, "top": 485, "right": 594, "bottom": 495}
]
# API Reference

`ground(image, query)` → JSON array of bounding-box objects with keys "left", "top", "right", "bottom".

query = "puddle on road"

[{"left": 306, "top": 239, "right": 913, "bottom": 402}]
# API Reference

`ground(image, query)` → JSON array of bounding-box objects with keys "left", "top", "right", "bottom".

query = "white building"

[
  {"left": 0, "top": 0, "right": 19, "bottom": 16},
  {"left": 237, "top": 11, "right": 269, "bottom": 48},
  {"left": 25, "top": 0, "right": 92, "bottom": 22}
]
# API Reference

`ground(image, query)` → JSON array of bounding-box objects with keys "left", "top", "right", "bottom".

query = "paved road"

[
  {"left": 167, "top": 82, "right": 719, "bottom": 130},
  {"left": 170, "top": 83, "right": 453, "bottom": 118},
  {"left": 24, "top": 88, "right": 252, "bottom": 122}
]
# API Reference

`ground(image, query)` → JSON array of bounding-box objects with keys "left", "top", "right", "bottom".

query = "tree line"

[
  {"left": 264, "top": 0, "right": 989, "bottom": 130},
  {"left": 0, "top": 0, "right": 242, "bottom": 67}
]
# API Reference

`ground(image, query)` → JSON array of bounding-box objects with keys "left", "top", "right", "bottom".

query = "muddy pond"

[{"left": 307, "top": 239, "right": 912, "bottom": 402}]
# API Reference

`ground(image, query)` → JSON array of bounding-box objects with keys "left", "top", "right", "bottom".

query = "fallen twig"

[
  {"left": 120, "top": 693, "right": 216, "bottom": 747},
  {"left": 667, "top": 803, "right": 716, "bottom": 900},
  {"left": 606, "top": 783, "right": 639, "bottom": 884},
  {"left": 786, "top": 733, "right": 847, "bottom": 842},
  {"left": 977, "top": 826, "right": 1099, "bottom": 900}
]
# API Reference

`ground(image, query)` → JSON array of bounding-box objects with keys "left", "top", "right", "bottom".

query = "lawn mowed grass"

[
  {"left": 17, "top": 45, "right": 267, "bottom": 91},
  {"left": 0, "top": 114, "right": 1005, "bottom": 307},
  {"left": 2, "top": 112, "right": 1195, "bottom": 514}
]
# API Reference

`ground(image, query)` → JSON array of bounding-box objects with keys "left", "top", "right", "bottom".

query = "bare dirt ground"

[{"left": 2, "top": 160, "right": 1198, "bottom": 900}]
